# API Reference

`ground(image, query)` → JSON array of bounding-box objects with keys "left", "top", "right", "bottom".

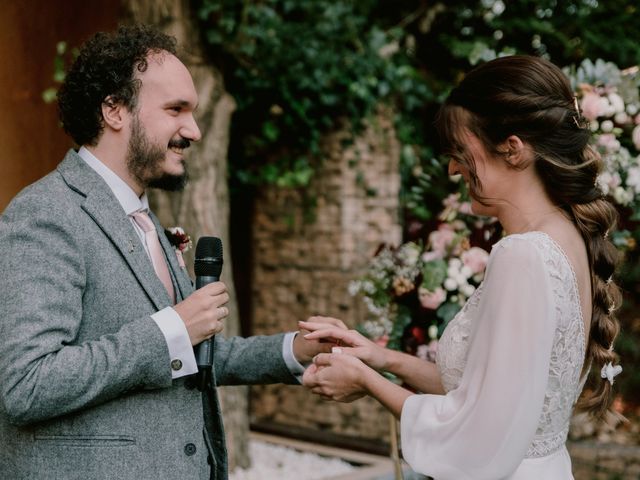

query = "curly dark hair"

[{"left": 57, "top": 24, "right": 177, "bottom": 146}]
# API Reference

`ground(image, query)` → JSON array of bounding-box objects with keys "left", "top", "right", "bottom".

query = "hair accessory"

[
  {"left": 572, "top": 96, "right": 583, "bottom": 128},
  {"left": 604, "top": 229, "right": 609, "bottom": 240},
  {"left": 606, "top": 276, "right": 613, "bottom": 285},
  {"left": 608, "top": 302, "right": 616, "bottom": 315},
  {"left": 601, "top": 362, "right": 622, "bottom": 385}
]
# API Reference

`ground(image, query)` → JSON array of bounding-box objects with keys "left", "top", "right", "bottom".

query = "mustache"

[{"left": 168, "top": 137, "right": 191, "bottom": 150}]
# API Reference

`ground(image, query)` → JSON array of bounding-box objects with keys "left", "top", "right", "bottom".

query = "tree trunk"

[{"left": 122, "top": 0, "right": 249, "bottom": 469}]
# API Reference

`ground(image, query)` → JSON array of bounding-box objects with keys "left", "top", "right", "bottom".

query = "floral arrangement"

[
  {"left": 350, "top": 194, "right": 495, "bottom": 361},
  {"left": 569, "top": 59, "right": 640, "bottom": 229}
]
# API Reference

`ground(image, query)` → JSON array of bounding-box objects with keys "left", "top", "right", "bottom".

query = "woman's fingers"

[
  {"left": 302, "top": 325, "right": 361, "bottom": 344},
  {"left": 305, "top": 316, "right": 348, "bottom": 330}
]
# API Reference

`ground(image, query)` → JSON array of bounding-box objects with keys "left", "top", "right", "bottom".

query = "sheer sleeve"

[{"left": 400, "top": 237, "right": 556, "bottom": 480}]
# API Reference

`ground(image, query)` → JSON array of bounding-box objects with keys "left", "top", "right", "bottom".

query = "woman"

[{"left": 301, "top": 55, "right": 623, "bottom": 479}]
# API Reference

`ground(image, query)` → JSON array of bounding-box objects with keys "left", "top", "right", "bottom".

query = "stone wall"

[
  {"left": 569, "top": 441, "right": 640, "bottom": 479},
  {"left": 250, "top": 110, "right": 402, "bottom": 441}
]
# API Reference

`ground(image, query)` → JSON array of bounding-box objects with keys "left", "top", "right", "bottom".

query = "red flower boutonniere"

[{"left": 165, "top": 227, "right": 193, "bottom": 268}]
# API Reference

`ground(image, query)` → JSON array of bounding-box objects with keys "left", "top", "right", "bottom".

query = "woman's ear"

[
  {"left": 101, "top": 96, "right": 127, "bottom": 132},
  {"left": 502, "top": 135, "right": 530, "bottom": 167}
]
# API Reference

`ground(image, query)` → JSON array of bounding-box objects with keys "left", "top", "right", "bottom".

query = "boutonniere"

[{"left": 165, "top": 227, "right": 193, "bottom": 268}]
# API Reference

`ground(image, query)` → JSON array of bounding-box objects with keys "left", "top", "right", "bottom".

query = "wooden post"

[{"left": 389, "top": 412, "right": 404, "bottom": 480}]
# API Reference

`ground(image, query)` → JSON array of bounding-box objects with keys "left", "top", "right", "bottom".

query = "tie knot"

[{"left": 131, "top": 210, "right": 156, "bottom": 233}]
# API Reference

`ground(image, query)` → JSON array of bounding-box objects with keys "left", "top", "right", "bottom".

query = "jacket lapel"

[
  {"left": 57, "top": 150, "right": 172, "bottom": 310},
  {"left": 151, "top": 212, "right": 195, "bottom": 302}
]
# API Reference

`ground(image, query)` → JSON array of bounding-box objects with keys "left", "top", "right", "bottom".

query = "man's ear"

[
  {"left": 101, "top": 96, "right": 128, "bottom": 131},
  {"left": 501, "top": 135, "right": 530, "bottom": 167}
]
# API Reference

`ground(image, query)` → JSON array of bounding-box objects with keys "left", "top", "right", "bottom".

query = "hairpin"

[
  {"left": 601, "top": 362, "right": 622, "bottom": 385},
  {"left": 608, "top": 302, "right": 616, "bottom": 315},
  {"left": 572, "top": 96, "right": 583, "bottom": 128},
  {"left": 573, "top": 96, "right": 581, "bottom": 114}
]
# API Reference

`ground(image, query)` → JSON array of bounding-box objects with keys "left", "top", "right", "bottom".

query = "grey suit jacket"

[{"left": 0, "top": 150, "right": 297, "bottom": 480}]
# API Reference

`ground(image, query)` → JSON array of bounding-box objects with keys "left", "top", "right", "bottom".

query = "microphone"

[{"left": 193, "top": 236, "right": 223, "bottom": 391}]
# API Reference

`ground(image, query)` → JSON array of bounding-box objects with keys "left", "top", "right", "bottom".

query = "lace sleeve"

[{"left": 400, "top": 237, "right": 558, "bottom": 480}]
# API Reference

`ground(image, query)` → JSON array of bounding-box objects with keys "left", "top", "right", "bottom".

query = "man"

[{"left": 0, "top": 25, "right": 333, "bottom": 480}]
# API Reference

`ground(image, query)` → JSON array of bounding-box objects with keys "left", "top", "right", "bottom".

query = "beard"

[{"left": 126, "top": 116, "right": 189, "bottom": 192}]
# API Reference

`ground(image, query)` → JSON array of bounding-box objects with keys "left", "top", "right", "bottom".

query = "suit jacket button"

[
  {"left": 171, "top": 359, "right": 183, "bottom": 371},
  {"left": 184, "top": 443, "right": 197, "bottom": 456}
]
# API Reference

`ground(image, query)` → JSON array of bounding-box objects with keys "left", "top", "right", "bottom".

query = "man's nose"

[{"left": 183, "top": 115, "right": 202, "bottom": 142}]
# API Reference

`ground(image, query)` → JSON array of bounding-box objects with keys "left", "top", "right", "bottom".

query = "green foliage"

[
  {"left": 195, "top": 0, "right": 434, "bottom": 199},
  {"left": 195, "top": 0, "right": 640, "bottom": 221},
  {"left": 42, "top": 42, "right": 78, "bottom": 104}
]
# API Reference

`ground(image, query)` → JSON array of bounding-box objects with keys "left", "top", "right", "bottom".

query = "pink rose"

[
  {"left": 421, "top": 250, "right": 444, "bottom": 262},
  {"left": 597, "top": 133, "right": 621, "bottom": 154},
  {"left": 581, "top": 92, "right": 605, "bottom": 121},
  {"left": 416, "top": 340, "right": 438, "bottom": 363},
  {"left": 428, "top": 224, "right": 456, "bottom": 254},
  {"left": 419, "top": 286, "right": 446, "bottom": 310},
  {"left": 461, "top": 247, "right": 489, "bottom": 274},
  {"left": 458, "top": 202, "right": 473, "bottom": 215}
]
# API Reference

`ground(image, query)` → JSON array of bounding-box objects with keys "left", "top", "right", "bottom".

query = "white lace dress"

[{"left": 400, "top": 232, "right": 586, "bottom": 480}]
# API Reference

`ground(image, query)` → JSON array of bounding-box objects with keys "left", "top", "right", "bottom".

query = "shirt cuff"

[
  {"left": 282, "top": 331, "right": 306, "bottom": 383},
  {"left": 151, "top": 307, "right": 198, "bottom": 379}
]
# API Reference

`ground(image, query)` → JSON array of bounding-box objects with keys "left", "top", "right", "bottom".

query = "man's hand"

[
  {"left": 292, "top": 316, "right": 348, "bottom": 364},
  {"left": 174, "top": 282, "right": 229, "bottom": 346},
  {"left": 298, "top": 322, "right": 389, "bottom": 371}
]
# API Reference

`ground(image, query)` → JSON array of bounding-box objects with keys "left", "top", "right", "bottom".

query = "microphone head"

[{"left": 194, "top": 237, "right": 223, "bottom": 277}]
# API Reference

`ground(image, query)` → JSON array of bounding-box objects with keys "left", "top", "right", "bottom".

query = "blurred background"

[{"left": 2, "top": 1, "right": 639, "bottom": 478}]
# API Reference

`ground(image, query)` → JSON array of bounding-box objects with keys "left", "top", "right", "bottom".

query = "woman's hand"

[
  {"left": 299, "top": 321, "right": 388, "bottom": 371},
  {"left": 302, "top": 350, "right": 372, "bottom": 403}
]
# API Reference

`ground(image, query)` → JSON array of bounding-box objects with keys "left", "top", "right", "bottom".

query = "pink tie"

[{"left": 130, "top": 210, "right": 176, "bottom": 303}]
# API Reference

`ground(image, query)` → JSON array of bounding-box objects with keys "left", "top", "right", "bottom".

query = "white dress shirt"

[{"left": 78, "top": 147, "right": 305, "bottom": 380}]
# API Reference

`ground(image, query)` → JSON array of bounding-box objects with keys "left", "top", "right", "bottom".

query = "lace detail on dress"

[{"left": 435, "top": 232, "right": 586, "bottom": 458}]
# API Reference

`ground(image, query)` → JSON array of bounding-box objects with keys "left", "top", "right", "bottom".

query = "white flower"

[
  {"left": 492, "top": 0, "right": 505, "bottom": 15},
  {"left": 632, "top": 125, "right": 640, "bottom": 151},
  {"left": 399, "top": 242, "right": 421, "bottom": 266},
  {"left": 449, "top": 258, "right": 462, "bottom": 270},
  {"left": 444, "top": 278, "right": 458, "bottom": 291},
  {"left": 614, "top": 112, "right": 629, "bottom": 124},
  {"left": 590, "top": 120, "right": 600, "bottom": 132},
  {"left": 600, "top": 120, "right": 614, "bottom": 132},
  {"left": 461, "top": 284, "right": 476, "bottom": 297},
  {"left": 348, "top": 281, "right": 361, "bottom": 296},
  {"left": 608, "top": 93, "right": 625, "bottom": 114},
  {"left": 627, "top": 104, "right": 638, "bottom": 116},
  {"left": 428, "top": 325, "right": 439, "bottom": 340},
  {"left": 626, "top": 166, "right": 640, "bottom": 194},
  {"left": 600, "top": 362, "right": 622, "bottom": 385},
  {"left": 613, "top": 186, "right": 633, "bottom": 205},
  {"left": 460, "top": 265, "right": 473, "bottom": 278},
  {"left": 362, "top": 281, "right": 376, "bottom": 295}
]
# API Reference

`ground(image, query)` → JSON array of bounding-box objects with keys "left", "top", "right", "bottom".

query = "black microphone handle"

[{"left": 194, "top": 274, "right": 219, "bottom": 391}]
